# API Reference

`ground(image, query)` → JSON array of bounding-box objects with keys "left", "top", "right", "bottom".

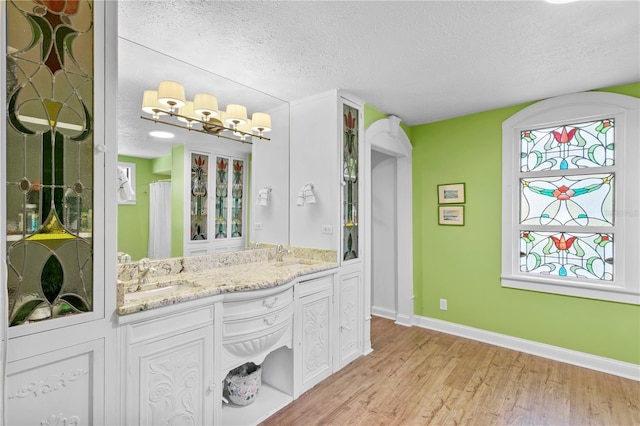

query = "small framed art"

[
  {"left": 439, "top": 205, "right": 464, "bottom": 226},
  {"left": 437, "top": 183, "right": 465, "bottom": 204}
]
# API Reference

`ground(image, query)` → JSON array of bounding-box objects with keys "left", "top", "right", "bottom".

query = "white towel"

[
  {"left": 296, "top": 186, "right": 305, "bottom": 206},
  {"left": 117, "top": 166, "right": 135, "bottom": 202}
]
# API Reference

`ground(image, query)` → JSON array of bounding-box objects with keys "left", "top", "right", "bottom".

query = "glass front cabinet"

[
  {"left": 185, "top": 150, "right": 247, "bottom": 256},
  {"left": 3, "top": 1, "right": 114, "bottom": 424}
]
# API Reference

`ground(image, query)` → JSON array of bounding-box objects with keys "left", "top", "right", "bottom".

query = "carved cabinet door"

[
  {"left": 336, "top": 271, "right": 362, "bottom": 370},
  {"left": 127, "top": 325, "right": 215, "bottom": 426},
  {"left": 297, "top": 278, "right": 333, "bottom": 395}
]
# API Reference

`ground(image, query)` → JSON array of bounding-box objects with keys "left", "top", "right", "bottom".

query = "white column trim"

[{"left": 365, "top": 117, "right": 414, "bottom": 350}]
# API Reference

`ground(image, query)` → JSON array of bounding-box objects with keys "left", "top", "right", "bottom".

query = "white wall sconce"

[
  {"left": 297, "top": 183, "right": 316, "bottom": 206},
  {"left": 256, "top": 186, "right": 272, "bottom": 207}
]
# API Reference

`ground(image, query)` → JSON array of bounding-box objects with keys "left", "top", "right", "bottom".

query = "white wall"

[
  {"left": 371, "top": 151, "right": 397, "bottom": 317},
  {"left": 251, "top": 103, "right": 291, "bottom": 245},
  {"left": 289, "top": 91, "right": 339, "bottom": 251}
]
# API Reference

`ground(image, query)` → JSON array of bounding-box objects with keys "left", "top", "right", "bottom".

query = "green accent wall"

[
  {"left": 171, "top": 145, "right": 185, "bottom": 257},
  {"left": 409, "top": 82, "right": 639, "bottom": 364},
  {"left": 117, "top": 155, "right": 167, "bottom": 260}
]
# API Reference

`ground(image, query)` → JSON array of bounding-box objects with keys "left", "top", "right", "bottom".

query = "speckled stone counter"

[{"left": 116, "top": 246, "right": 338, "bottom": 315}]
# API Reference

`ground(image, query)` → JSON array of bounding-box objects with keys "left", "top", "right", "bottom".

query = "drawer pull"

[
  {"left": 262, "top": 297, "right": 278, "bottom": 308},
  {"left": 263, "top": 314, "right": 279, "bottom": 326}
]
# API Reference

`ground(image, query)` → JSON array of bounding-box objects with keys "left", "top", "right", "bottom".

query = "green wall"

[
  {"left": 117, "top": 155, "right": 167, "bottom": 260},
  {"left": 409, "top": 82, "right": 639, "bottom": 364}
]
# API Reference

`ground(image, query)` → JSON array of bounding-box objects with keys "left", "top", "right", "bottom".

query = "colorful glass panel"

[
  {"left": 215, "top": 156, "right": 228, "bottom": 239},
  {"left": 520, "top": 174, "right": 614, "bottom": 227},
  {"left": 343, "top": 104, "right": 359, "bottom": 261},
  {"left": 520, "top": 231, "right": 613, "bottom": 281},
  {"left": 231, "top": 159, "right": 243, "bottom": 238},
  {"left": 190, "top": 154, "right": 208, "bottom": 240},
  {"left": 6, "top": 0, "right": 94, "bottom": 326},
  {"left": 520, "top": 119, "right": 614, "bottom": 172}
]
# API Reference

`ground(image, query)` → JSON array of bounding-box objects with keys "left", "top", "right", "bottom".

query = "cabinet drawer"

[
  {"left": 223, "top": 287, "right": 293, "bottom": 320},
  {"left": 223, "top": 302, "right": 293, "bottom": 338}
]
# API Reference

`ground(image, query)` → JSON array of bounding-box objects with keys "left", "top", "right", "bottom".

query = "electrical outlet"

[
  {"left": 439, "top": 299, "right": 448, "bottom": 311},
  {"left": 255, "top": 222, "right": 262, "bottom": 230},
  {"left": 322, "top": 225, "right": 333, "bottom": 234}
]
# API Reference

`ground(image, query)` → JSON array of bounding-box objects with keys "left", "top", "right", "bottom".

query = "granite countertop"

[{"left": 117, "top": 257, "right": 338, "bottom": 316}]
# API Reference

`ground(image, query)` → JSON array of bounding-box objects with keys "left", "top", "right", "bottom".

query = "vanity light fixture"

[{"left": 141, "top": 81, "right": 272, "bottom": 144}]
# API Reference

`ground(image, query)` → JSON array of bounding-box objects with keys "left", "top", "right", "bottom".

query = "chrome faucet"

[
  {"left": 275, "top": 244, "right": 289, "bottom": 262},
  {"left": 137, "top": 258, "right": 156, "bottom": 285}
]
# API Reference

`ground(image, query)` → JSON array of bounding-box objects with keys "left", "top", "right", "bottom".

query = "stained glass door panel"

[
  {"left": 215, "top": 156, "right": 228, "bottom": 239},
  {"left": 190, "top": 154, "right": 208, "bottom": 240},
  {"left": 342, "top": 103, "right": 359, "bottom": 261},
  {"left": 231, "top": 159, "right": 243, "bottom": 238},
  {"left": 6, "top": 0, "right": 95, "bottom": 326}
]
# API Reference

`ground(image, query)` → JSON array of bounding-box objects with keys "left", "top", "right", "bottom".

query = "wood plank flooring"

[{"left": 261, "top": 316, "right": 639, "bottom": 426}]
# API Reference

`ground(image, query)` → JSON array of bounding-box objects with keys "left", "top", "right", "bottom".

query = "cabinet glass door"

[
  {"left": 5, "top": 0, "right": 95, "bottom": 326},
  {"left": 214, "top": 155, "right": 244, "bottom": 241},
  {"left": 342, "top": 103, "right": 359, "bottom": 261}
]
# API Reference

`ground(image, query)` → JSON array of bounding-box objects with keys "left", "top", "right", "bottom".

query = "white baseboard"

[
  {"left": 371, "top": 306, "right": 396, "bottom": 321},
  {"left": 414, "top": 315, "right": 640, "bottom": 381}
]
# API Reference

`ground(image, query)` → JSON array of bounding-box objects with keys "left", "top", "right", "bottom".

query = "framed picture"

[
  {"left": 439, "top": 205, "right": 464, "bottom": 226},
  {"left": 438, "top": 183, "right": 465, "bottom": 204}
]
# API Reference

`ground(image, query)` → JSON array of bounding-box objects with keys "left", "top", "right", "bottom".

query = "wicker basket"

[{"left": 224, "top": 362, "right": 262, "bottom": 406}]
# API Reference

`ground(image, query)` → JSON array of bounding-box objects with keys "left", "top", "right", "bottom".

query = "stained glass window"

[
  {"left": 6, "top": 0, "right": 94, "bottom": 326},
  {"left": 190, "top": 154, "right": 208, "bottom": 240},
  {"left": 520, "top": 174, "right": 614, "bottom": 227},
  {"left": 520, "top": 231, "right": 613, "bottom": 281},
  {"left": 517, "top": 118, "right": 616, "bottom": 282},
  {"left": 520, "top": 119, "right": 614, "bottom": 172},
  {"left": 342, "top": 103, "right": 359, "bottom": 261},
  {"left": 503, "top": 92, "right": 639, "bottom": 303},
  {"left": 215, "top": 156, "right": 228, "bottom": 239}
]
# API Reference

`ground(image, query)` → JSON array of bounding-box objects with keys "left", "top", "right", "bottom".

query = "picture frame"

[
  {"left": 439, "top": 205, "right": 464, "bottom": 226},
  {"left": 438, "top": 183, "right": 465, "bottom": 204}
]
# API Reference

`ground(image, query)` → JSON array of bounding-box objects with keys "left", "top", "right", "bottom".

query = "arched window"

[{"left": 501, "top": 92, "right": 639, "bottom": 304}]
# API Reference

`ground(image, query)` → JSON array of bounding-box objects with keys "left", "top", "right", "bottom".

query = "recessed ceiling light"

[{"left": 149, "top": 130, "right": 174, "bottom": 139}]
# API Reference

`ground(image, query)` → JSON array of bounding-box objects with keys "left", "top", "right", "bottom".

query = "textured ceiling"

[{"left": 117, "top": 0, "right": 639, "bottom": 156}]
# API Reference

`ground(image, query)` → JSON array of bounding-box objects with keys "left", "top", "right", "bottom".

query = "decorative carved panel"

[{"left": 144, "top": 344, "right": 203, "bottom": 426}]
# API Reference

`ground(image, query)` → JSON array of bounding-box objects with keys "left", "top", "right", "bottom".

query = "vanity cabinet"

[
  {"left": 295, "top": 274, "right": 334, "bottom": 396},
  {"left": 118, "top": 299, "right": 218, "bottom": 426},
  {"left": 336, "top": 269, "right": 363, "bottom": 370},
  {"left": 220, "top": 282, "right": 295, "bottom": 426}
]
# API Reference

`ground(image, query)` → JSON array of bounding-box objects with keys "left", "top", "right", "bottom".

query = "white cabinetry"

[
  {"left": 336, "top": 269, "right": 363, "bottom": 369},
  {"left": 118, "top": 300, "right": 218, "bottom": 426},
  {"left": 290, "top": 90, "right": 366, "bottom": 372},
  {"left": 220, "top": 283, "right": 295, "bottom": 426},
  {"left": 295, "top": 274, "right": 334, "bottom": 396},
  {"left": 6, "top": 339, "right": 105, "bottom": 426}
]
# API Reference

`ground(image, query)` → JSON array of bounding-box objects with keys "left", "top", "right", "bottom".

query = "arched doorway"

[{"left": 363, "top": 116, "right": 413, "bottom": 351}]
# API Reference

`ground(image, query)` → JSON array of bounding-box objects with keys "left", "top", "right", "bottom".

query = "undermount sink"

[{"left": 124, "top": 280, "right": 199, "bottom": 302}]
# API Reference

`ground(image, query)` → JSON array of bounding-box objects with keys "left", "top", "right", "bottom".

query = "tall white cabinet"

[
  {"left": 290, "top": 90, "right": 367, "bottom": 376},
  {"left": 1, "top": 1, "right": 118, "bottom": 424}
]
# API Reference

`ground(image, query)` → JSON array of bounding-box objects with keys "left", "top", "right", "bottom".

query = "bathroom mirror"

[{"left": 117, "top": 38, "right": 290, "bottom": 261}]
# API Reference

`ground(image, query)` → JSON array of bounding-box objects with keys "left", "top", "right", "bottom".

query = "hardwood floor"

[{"left": 261, "top": 316, "right": 639, "bottom": 426}]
